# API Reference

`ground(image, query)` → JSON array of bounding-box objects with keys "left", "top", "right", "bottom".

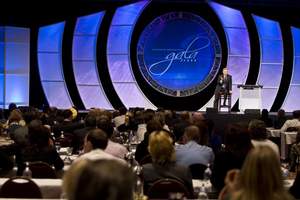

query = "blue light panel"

[
  {"left": 107, "top": 1, "right": 156, "bottom": 109},
  {"left": 38, "top": 22, "right": 73, "bottom": 108},
  {"left": 282, "top": 27, "right": 300, "bottom": 111},
  {"left": 202, "top": 2, "right": 251, "bottom": 111},
  {"left": 73, "top": 12, "right": 113, "bottom": 109},
  {"left": 3, "top": 27, "right": 30, "bottom": 108},
  {"left": 253, "top": 15, "right": 283, "bottom": 110}
]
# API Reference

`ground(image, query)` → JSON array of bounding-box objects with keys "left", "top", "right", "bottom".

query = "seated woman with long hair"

[
  {"left": 221, "top": 146, "right": 293, "bottom": 200},
  {"left": 142, "top": 129, "right": 194, "bottom": 196}
]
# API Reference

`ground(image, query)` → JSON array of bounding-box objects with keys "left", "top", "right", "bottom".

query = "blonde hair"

[
  {"left": 237, "top": 146, "right": 292, "bottom": 200},
  {"left": 148, "top": 130, "right": 175, "bottom": 165}
]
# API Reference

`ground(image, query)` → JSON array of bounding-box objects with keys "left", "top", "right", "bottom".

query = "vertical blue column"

[
  {"left": 72, "top": 12, "right": 113, "bottom": 109},
  {"left": 282, "top": 27, "right": 300, "bottom": 111},
  {"left": 203, "top": 2, "right": 250, "bottom": 110},
  {"left": 38, "top": 22, "right": 73, "bottom": 109},
  {"left": 0, "top": 27, "right": 30, "bottom": 108},
  {"left": 107, "top": 1, "right": 156, "bottom": 109},
  {"left": 253, "top": 15, "right": 283, "bottom": 110}
]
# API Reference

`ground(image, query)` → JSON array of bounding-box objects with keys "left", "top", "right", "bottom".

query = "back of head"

[
  {"left": 225, "top": 124, "right": 252, "bottom": 158},
  {"left": 293, "top": 110, "right": 300, "bottom": 119},
  {"left": 146, "top": 119, "right": 162, "bottom": 134},
  {"left": 63, "top": 159, "right": 134, "bottom": 200},
  {"left": 28, "top": 124, "right": 50, "bottom": 148},
  {"left": 86, "top": 129, "right": 108, "bottom": 150},
  {"left": 184, "top": 125, "right": 200, "bottom": 143},
  {"left": 148, "top": 130, "right": 175, "bottom": 165},
  {"left": 63, "top": 110, "right": 73, "bottom": 120},
  {"left": 96, "top": 116, "right": 114, "bottom": 138},
  {"left": 277, "top": 109, "right": 285, "bottom": 118},
  {"left": 84, "top": 114, "right": 97, "bottom": 128},
  {"left": 8, "top": 109, "right": 23, "bottom": 123},
  {"left": 239, "top": 146, "right": 288, "bottom": 200},
  {"left": 248, "top": 119, "right": 267, "bottom": 140}
]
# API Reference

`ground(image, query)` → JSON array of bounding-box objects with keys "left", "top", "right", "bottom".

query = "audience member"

[
  {"left": 135, "top": 119, "right": 162, "bottom": 164},
  {"left": 281, "top": 110, "right": 300, "bottom": 132},
  {"left": 63, "top": 159, "right": 134, "bottom": 200},
  {"left": 96, "top": 116, "right": 128, "bottom": 159},
  {"left": 142, "top": 130, "right": 194, "bottom": 196},
  {"left": 289, "top": 168, "right": 300, "bottom": 199},
  {"left": 274, "top": 109, "right": 287, "bottom": 129},
  {"left": 260, "top": 109, "right": 273, "bottom": 127},
  {"left": 211, "top": 124, "right": 252, "bottom": 192},
  {"left": 289, "top": 129, "right": 300, "bottom": 172},
  {"left": 175, "top": 125, "right": 214, "bottom": 167},
  {"left": 248, "top": 119, "right": 279, "bottom": 156},
  {"left": 222, "top": 146, "right": 293, "bottom": 200},
  {"left": 17, "top": 124, "right": 64, "bottom": 175},
  {"left": 76, "top": 129, "right": 125, "bottom": 164}
]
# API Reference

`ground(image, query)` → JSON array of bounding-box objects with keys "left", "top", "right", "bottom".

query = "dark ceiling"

[{"left": 1, "top": 0, "right": 300, "bottom": 27}]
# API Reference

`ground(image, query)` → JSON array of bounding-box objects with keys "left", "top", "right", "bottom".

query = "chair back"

[
  {"left": 0, "top": 177, "right": 42, "bottom": 198},
  {"left": 189, "top": 163, "right": 207, "bottom": 179},
  {"left": 29, "top": 161, "right": 57, "bottom": 178},
  {"left": 147, "top": 178, "right": 192, "bottom": 199}
]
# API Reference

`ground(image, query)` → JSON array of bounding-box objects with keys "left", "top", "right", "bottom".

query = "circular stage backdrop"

[{"left": 137, "top": 12, "right": 222, "bottom": 97}]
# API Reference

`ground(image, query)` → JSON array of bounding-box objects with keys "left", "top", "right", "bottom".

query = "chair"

[
  {"left": 147, "top": 178, "right": 192, "bottom": 199},
  {"left": 219, "top": 93, "right": 231, "bottom": 112},
  {"left": 29, "top": 161, "right": 57, "bottom": 178},
  {"left": 0, "top": 177, "right": 42, "bottom": 198},
  {"left": 189, "top": 163, "right": 207, "bottom": 179}
]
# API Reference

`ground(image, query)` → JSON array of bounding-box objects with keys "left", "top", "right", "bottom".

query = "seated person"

[
  {"left": 248, "top": 119, "right": 279, "bottom": 156},
  {"left": 63, "top": 159, "right": 134, "bottom": 200},
  {"left": 289, "top": 129, "right": 300, "bottom": 172},
  {"left": 76, "top": 128, "right": 125, "bottom": 164},
  {"left": 175, "top": 125, "right": 214, "bottom": 167},
  {"left": 221, "top": 146, "right": 293, "bottom": 200},
  {"left": 17, "top": 124, "right": 64, "bottom": 175},
  {"left": 274, "top": 109, "right": 287, "bottom": 129},
  {"left": 210, "top": 124, "right": 252, "bottom": 192},
  {"left": 281, "top": 110, "right": 300, "bottom": 132},
  {"left": 142, "top": 130, "right": 194, "bottom": 196},
  {"left": 96, "top": 116, "right": 128, "bottom": 159}
]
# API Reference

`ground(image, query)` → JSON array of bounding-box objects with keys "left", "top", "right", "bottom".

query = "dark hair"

[
  {"left": 86, "top": 129, "right": 108, "bottom": 150},
  {"left": 84, "top": 114, "right": 96, "bottom": 127},
  {"left": 96, "top": 116, "right": 114, "bottom": 138},
  {"left": 28, "top": 124, "right": 50, "bottom": 148},
  {"left": 63, "top": 109, "right": 73, "bottom": 119},
  {"left": 293, "top": 110, "right": 300, "bottom": 119},
  {"left": 146, "top": 119, "right": 162, "bottom": 134},
  {"left": 248, "top": 119, "right": 267, "bottom": 140},
  {"left": 225, "top": 124, "right": 252, "bottom": 158}
]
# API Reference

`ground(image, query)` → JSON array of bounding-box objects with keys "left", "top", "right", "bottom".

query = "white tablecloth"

[
  {"left": 0, "top": 178, "right": 62, "bottom": 199},
  {"left": 266, "top": 128, "right": 281, "bottom": 138},
  {"left": 281, "top": 131, "right": 297, "bottom": 160}
]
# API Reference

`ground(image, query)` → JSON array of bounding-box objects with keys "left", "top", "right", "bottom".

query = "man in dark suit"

[{"left": 213, "top": 67, "right": 232, "bottom": 109}]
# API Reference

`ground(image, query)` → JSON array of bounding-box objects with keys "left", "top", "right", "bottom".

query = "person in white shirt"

[
  {"left": 76, "top": 128, "right": 125, "bottom": 164},
  {"left": 248, "top": 119, "right": 279, "bottom": 156},
  {"left": 280, "top": 110, "right": 300, "bottom": 132}
]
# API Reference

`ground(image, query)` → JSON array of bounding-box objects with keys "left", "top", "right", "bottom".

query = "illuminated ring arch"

[
  {"left": 137, "top": 12, "right": 222, "bottom": 97},
  {"left": 200, "top": 2, "right": 251, "bottom": 111},
  {"left": 72, "top": 12, "right": 113, "bottom": 109},
  {"left": 106, "top": 1, "right": 157, "bottom": 109},
  {"left": 37, "top": 22, "right": 73, "bottom": 109}
]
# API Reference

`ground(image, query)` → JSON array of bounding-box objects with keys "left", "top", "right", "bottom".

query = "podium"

[{"left": 238, "top": 85, "right": 263, "bottom": 112}]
